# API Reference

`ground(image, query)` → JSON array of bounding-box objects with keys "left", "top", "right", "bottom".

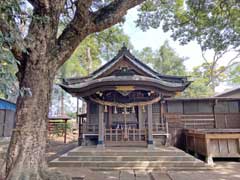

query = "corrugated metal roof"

[{"left": 0, "top": 98, "right": 16, "bottom": 111}]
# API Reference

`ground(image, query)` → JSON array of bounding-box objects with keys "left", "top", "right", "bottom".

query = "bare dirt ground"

[{"left": 46, "top": 133, "right": 78, "bottom": 161}]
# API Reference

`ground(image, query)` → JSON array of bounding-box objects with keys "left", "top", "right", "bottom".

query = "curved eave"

[{"left": 59, "top": 75, "right": 190, "bottom": 97}]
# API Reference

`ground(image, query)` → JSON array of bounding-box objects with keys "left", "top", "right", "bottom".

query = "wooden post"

[
  {"left": 160, "top": 101, "right": 164, "bottom": 127},
  {"left": 110, "top": 128, "right": 112, "bottom": 142},
  {"left": 133, "top": 128, "right": 135, "bottom": 141},
  {"left": 147, "top": 104, "right": 154, "bottom": 148},
  {"left": 237, "top": 138, "right": 240, "bottom": 154},
  {"left": 2, "top": 110, "right": 7, "bottom": 137},
  {"left": 108, "top": 106, "right": 112, "bottom": 129},
  {"left": 213, "top": 99, "right": 217, "bottom": 128},
  {"left": 64, "top": 119, "right": 67, "bottom": 143},
  {"left": 78, "top": 116, "right": 82, "bottom": 146},
  {"left": 86, "top": 101, "right": 90, "bottom": 124},
  {"left": 124, "top": 108, "right": 128, "bottom": 140},
  {"left": 205, "top": 137, "right": 214, "bottom": 165},
  {"left": 138, "top": 106, "right": 143, "bottom": 129},
  {"left": 97, "top": 105, "right": 105, "bottom": 148}
]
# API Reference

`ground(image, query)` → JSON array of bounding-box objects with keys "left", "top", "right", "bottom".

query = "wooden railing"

[
  {"left": 164, "top": 113, "right": 215, "bottom": 129},
  {"left": 181, "top": 114, "right": 215, "bottom": 129},
  {"left": 152, "top": 122, "right": 169, "bottom": 134},
  {"left": 82, "top": 124, "right": 98, "bottom": 134},
  {"left": 105, "top": 128, "right": 147, "bottom": 142}
]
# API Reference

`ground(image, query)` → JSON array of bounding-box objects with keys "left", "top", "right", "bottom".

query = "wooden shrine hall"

[{"left": 60, "top": 45, "right": 191, "bottom": 148}]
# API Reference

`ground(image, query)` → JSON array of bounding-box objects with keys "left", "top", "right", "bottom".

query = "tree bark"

[
  {"left": 3, "top": 58, "right": 70, "bottom": 180},
  {"left": 0, "top": 1, "right": 146, "bottom": 179}
]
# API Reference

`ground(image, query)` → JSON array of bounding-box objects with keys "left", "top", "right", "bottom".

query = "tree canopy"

[
  {"left": 137, "top": 0, "right": 240, "bottom": 52},
  {"left": 0, "top": 0, "right": 240, "bottom": 179},
  {"left": 0, "top": 1, "right": 146, "bottom": 179},
  {"left": 0, "top": 44, "right": 18, "bottom": 100},
  {"left": 136, "top": 41, "right": 187, "bottom": 76}
]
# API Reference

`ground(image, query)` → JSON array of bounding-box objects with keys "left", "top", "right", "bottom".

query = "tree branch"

[
  {"left": 27, "top": 0, "right": 50, "bottom": 9},
  {"left": 54, "top": 0, "right": 145, "bottom": 69},
  {"left": 201, "top": 51, "right": 210, "bottom": 65},
  {"left": 0, "top": 3, "right": 26, "bottom": 61},
  {"left": 24, "top": 0, "right": 65, "bottom": 64},
  {"left": 52, "top": 0, "right": 93, "bottom": 68},
  {"left": 91, "top": 0, "right": 145, "bottom": 32}
]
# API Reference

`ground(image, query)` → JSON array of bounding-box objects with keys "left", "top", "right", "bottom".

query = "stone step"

[
  {"left": 49, "top": 146, "right": 210, "bottom": 171},
  {"left": 68, "top": 151, "right": 186, "bottom": 157},
  {"left": 90, "top": 166, "right": 212, "bottom": 171},
  {"left": 58, "top": 155, "right": 197, "bottom": 162},
  {"left": 49, "top": 160, "right": 206, "bottom": 168}
]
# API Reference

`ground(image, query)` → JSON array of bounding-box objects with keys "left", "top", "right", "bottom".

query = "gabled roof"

[
  {"left": 63, "top": 45, "right": 189, "bottom": 85},
  {"left": 214, "top": 86, "right": 240, "bottom": 97},
  {"left": 60, "top": 45, "right": 191, "bottom": 97},
  {"left": 91, "top": 46, "right": 163, "bottom": 79}
]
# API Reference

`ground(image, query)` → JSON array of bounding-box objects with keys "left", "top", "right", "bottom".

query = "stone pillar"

[
  {"left": 138, "top": 106, "right": 143, "bottom": 129},
  {"left": 147, "top": 104, "right": 154, "bottom": 149},
  {"left": 97, "top": 104, "right": 105, "bottom": 148}
]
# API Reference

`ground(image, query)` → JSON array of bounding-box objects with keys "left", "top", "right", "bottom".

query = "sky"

[
  {"left": 58, "top": 5, "right": 239, "bottom": 113},
  {"left": 122, "top": 7, "right": 204, "bottom": 71},
  {"left": 122, "top": 7, "right": 239, "bottom": 92}
]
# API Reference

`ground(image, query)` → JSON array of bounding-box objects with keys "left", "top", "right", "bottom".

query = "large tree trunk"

[
  {"left": 3, "top": 59, "right": 70, "bottom": 180},
  {"left": 0, "top": 1, "right": 145, "bottom": 179}
]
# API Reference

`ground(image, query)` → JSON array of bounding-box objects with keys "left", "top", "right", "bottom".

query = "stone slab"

[
  {"left": 151, "top": 172, "right": 171, "bottom": 180},
  {"left": 50, "top": 167, "right": 106, "bottom": 180}
]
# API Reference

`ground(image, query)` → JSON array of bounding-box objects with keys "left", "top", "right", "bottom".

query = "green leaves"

[
  {"left": 228, "top": 64, "right": 240, "bottom": 85},
  {"left": 136, "top": 40, "right": 187, "bottom": 76},
  {"left": 59, "top": 25, "right": 131, "bottom": 78},
  {"left": 0, "top": 50, "right": 18, "bottom": 100},
  {"left": 137, "top": 0, "right": 240, "bottom": 52},
  {"left": 95, "top": 25, "right": 132, "bottom": 61}
]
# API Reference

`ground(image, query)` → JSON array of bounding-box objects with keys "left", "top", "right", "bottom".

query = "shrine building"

[{"left": 60, "top": 45, "right": 191, "bottom": 148}]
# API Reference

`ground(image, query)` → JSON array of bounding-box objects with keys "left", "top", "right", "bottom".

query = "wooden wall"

[
  {"left": 165, "top": 99, "right": 240, "bottom": 148},
  {"left": 152, "top": 102, "right": 160, "bottom": 125},
  {"left": 87, "top": 101, "right": 99, "bottom": 125},
  {"left": 0, "top": 109, "right": 15, "bottom": 137}
]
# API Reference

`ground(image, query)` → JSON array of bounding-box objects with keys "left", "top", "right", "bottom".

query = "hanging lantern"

[
  {"left": 132, "top": 106, "right": 135, "bottom": 113},
  {"left": 104, "top": 105, "right": 108, "bottom": 112},
  {"left": 114, "top": 106, "right": 118, "bottom": 114},
  {"left": 142, "top": 105, "right": 146, "bottom": 112}
]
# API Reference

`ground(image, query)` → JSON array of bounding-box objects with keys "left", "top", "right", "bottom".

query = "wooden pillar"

[
  {"left": 64, "top": 119, "right": 67, "bottom": 144},
  {"left": 205, "top": 137, "right": 214, "bottom": 165},
  {"left": 213, "top": 99, "right": 217, "bottom": 128},
  {"left": 78, "top": 116, "right": 82, "bottom": 146},
  {"left": 86, "top": 101, "right": 90, "bottom": 124},
  {"left": 147, "top": 104, "right": 154, "bottom": 148},
  {"left": 138, "top": 106, "right": 143, "bottom": 129},
  {"left": 160, "top": 101, "right": 164, "bottom": 125},
  {"left": 97, "top": 105, "right": 105, "bottom": 148},
  {"left": 108, "top": 106, "right": 112, "bottom": 129}
]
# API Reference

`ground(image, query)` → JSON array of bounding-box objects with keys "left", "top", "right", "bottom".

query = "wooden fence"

[
  {"left": 0, "top": 109, "right": 15, "bottom": 137},
  {"left": 105, "top": 128, "right": 147, "bottom": 146},
  {"left": 164, "top": 112, "right": 240, "bottom": 148}
]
